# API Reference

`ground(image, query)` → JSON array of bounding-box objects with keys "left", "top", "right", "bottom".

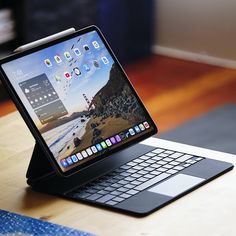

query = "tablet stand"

[
  {"left": 14, "top": 28, "right": 76, "bottom": 186},
  {"left": 26, "top": 142, "right": 56, "bottom": 184}
]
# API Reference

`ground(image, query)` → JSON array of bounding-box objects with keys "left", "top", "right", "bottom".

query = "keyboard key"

[
  {"left": 120, "top": 165, "right": 130, "bottom": 170},
  {"left": 117, "top": 180, "right": 129, "bottom": 185},
  {"left": 139, "top": 162, "right": 149, "bottom": 167},
  {"left": 157, "top": 160, "right": 168, "bottom": 165},
  {"left": 131, "top": 173, "right": 142, "bottom": 178},
  {"left": 134, "top": 173, "right": 171, "bottom": 191},
  {"left": 139, "top": 155, "right": 149, "bottom": 160},
  {"left": 169, "top": 152, "right": 183, "bottom": 159},
  {"left": 184, "top": 163, "right": 191, "bottom": 167},
  {"left": 173, "top": 166, "right": 184, "bottom": 171},
  {"left": 151, "top": 170, "right": 161, "bottom": 176},
  {"left": 133, "top": 165, "right": 144, "bottom": 170},
  {"left": 120, "top": 172, "right": 130, "bottom": 177},
  {"left": 169, "top": 161, "right": 179, "bottom": 166},
  {"left": 163, "top": 158, "right": 174, "bottom": 162},
  {"left": 124, "top": 184, "right": 135, "bottom": 189},
  {"left": 107, "top": 178, "right": 118, "bottom": 183},
  {"left": 152, "top": 148, "right": 165, "bottom": 154},
  {"left": 120, "top": 193, "right": 131, "bottom": 199},
  {"left": 196, "top": 157, "right": 203, "bottom": 161},
  {"left": 133, "top": 158, "right": 143, "bottom": 163},
  {"left": 113, "top": 175, "right": 124, "bottom": 180},
  {"left": 145, "top": 159, "right": 156, "bottom": 164},
  {"left": 145, "top": 174, "right": 155, "bottom": 179},
  {"left": 157, "top": 167, "right": 168, "bottom": 172},
  {"left": 86, "top": 189, "right": 97, "bottom": 194},
  {"left": 124, "top": 176, "right": 135, "bottom": 182},
  {"left": 144, "top": 167, "right": 155, "bottom": 172},
  {"left": 87, "top": 193, "right": 102, "bottom": 201},
  {"left": 137, "top": 177, "right": 148, "bottom": 182},
  {"left": 166, "top": 169, "right": 178, "bottom": 175},
  {"left": 97, "top": 190, "right": 109, "bottom": 195},
  {"left": 113, "top": 197, "right": 125, "bottom": 202},
  {"left": 164, "top": 150, "right": 174, "bottom": 155},
  {"left": 72, "top": 192, "right": 91, "bottom": 199},
  {"left": 127, "top": 161, "right": 137, "bottom": 166},
  {"left": 117, "top": 187, "right": 129, "bottom": 192},
  {"left": 127, "top": 189, "right": 139, "bottom": 195},
  {"left": 106, "top": 200, "right": 117, "bottom": 206},
  {"left": 96, "top": 194, "right": 115, "bottom": 203},
  {"left": 163, "top": 164, "right": 173, "bottom": 169},
  {"left": 175, "top": 154, "right": 193, "bottom": 162},
  {"left": 158, "top": 153, "right": 169, "bottom": 158},
  {"left": 137, "top": 170, "right": 148, "bottom": 175},
  {"left": 150, "top": 163, "right": 161, "bottom": 169},
  {"left": 104, "top": 186, "right": 115, "bottom": 192},
  {"left": 145, "top": 152, "right": 156, "bottom": 157},
  {"left": 111, "top": 190, "right": 122, "bottom": 196},
  {"left": 111, "top": 183, "right": 122, "bottom": 188},
  {"left": 131, "top": 180, "right": 142, "bottom": 186},
  {"left": 152, "top": 156, "right": 162, "bottom": 161},
  {"left": 99, "top": 182, "right": 110, "bottom": 187},
  {"left": 127, "top": 168, "right": 137, "bottom": 174}
]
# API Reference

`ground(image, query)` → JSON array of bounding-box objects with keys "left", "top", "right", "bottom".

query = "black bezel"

[{"left": 0, "top": 25, "right": 158, "bottom": 177}]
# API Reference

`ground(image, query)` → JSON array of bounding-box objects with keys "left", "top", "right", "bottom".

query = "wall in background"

[{"left": 154, "top": 0, "right": 236, "bottom": 68}]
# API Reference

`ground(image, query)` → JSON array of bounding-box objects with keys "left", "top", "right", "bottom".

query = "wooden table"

[{"left": 0, "top": 111, "right": 236, "bottom": 236}]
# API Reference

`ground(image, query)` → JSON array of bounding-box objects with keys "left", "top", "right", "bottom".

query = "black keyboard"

[{"left": 66, "top": 148, "right": 204, "bottom": 206}]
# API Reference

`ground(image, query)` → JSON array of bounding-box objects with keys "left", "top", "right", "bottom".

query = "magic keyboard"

[{"left": 66, "top": 148, "right": 204, "bottom": 206}]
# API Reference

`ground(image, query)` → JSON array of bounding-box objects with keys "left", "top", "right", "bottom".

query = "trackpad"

[{"left": 148, "top": 174, "right": 205, "bottom": 197}]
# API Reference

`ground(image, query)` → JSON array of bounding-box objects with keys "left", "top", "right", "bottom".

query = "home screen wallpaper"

[{"left": 2, "top": 30, "right": 153, "bottom": 171}]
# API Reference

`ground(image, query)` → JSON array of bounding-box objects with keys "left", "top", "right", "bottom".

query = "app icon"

[
  {"left": 71, "top": 155, "right": 78, "bottom": 163},
  {"left": 44, "top": 59, "right": 52, "bottom": 67},
  {"left": 66, "top": 156, "right": 73, "bottom": 165},
  {"left": 119, "top": 132, "right": 126, "bottom": 140},
  {"left": 93, "top": 60, "right": 100, "bottom": 68},
  {"left": 134, "top": 126, "right": 141, "bottom": 133},
  {"left": 115, "top": 134, "right": 121, "bottom": 142},
  {"left": 129, "top": 128, "right": 135, "bottom": 136},
  {"left": 96, "top": 143, "right": 103, "bottom": 151},
  {"left": 73, "top": 67, "right": 81, "bottom": 76},
  {"left": 61, "top": 159, "right": 68, "bottom": 168},
  {"left": 101, "top": 56, "right": 109, "bottom": 64},
  {"left": 91, "top": 146, "right": 98, "bottom": 153},
  {"left": 105, "top": 139, "right": 112, "bottom": 147},
  {"left": 83, "top": 44, "right": 90, "bottom": 52},
  {"left": 55, "top": 75, "right": 61, "bottom": 82},
  {"left": 54, "top": 54, "right": 62, "bottom": 64},
  {"left": 92, "top": 41, "right": 100, "bottom": 49},
  {"left": 73, "top": 48, "right": 81, "bottom": 56},
  {"left": 81, "top": 150, "right": 88, "bottom": 158},
  {"left": 86, "top": 148, "right": 93, "bottom": 156},
  {"left": 110, "top": 137, "right": 117, "bottom": 144},
  {"left": 125, "top": 131, "right": 131, "bottom": 138},
  {"left": 101, "top": 141, "right": 107, "bottom": 149},
  {"left": 76, "top": 153, "right": 83, "bottom": 160},
  {"left": 143, "top": 121, "right": 150, "bottom": 129},
  {"left": 83, "top": 64, "right": 90, "bottom": 72},
  {"left": 139, "top": 123, "right": 145, "bottom": 131},
  {"left": 64, "top": 51, "right": 72, "bottom": 60},
  {"left": 64, "top": 72, "right": 71, "bottom": 80}
]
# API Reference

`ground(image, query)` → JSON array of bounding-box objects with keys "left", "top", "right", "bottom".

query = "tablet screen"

[{"left": 1, "top": 27, "right": 157, "bottom": 174}]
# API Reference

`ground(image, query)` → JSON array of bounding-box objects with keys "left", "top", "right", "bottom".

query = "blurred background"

[{"left": 0, "top": 0, "right": 236, "bottom": 154}]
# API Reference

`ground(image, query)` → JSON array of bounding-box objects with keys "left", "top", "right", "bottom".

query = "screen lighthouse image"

[
  {"left": 42, "top": 61, "right": 148, "bottom": 168},
  {"left": 2, "top": 30, "right": 152, "bottom": 171}
]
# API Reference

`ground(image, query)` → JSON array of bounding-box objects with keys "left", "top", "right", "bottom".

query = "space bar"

[{"left": 134, "top": 173, "right": 171, "bottom": 191}]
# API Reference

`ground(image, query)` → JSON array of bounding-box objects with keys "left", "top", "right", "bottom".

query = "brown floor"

[{"left": 1, "top": 55, "right": 236, "bottom": 133}]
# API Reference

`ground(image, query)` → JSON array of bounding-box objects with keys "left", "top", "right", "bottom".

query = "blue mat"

[
  {"left": 0, "top": 210, "right": 95, "bottom": 236},
  {"left": 160, "top": 104, "right": 236, "bottom": 154}
]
